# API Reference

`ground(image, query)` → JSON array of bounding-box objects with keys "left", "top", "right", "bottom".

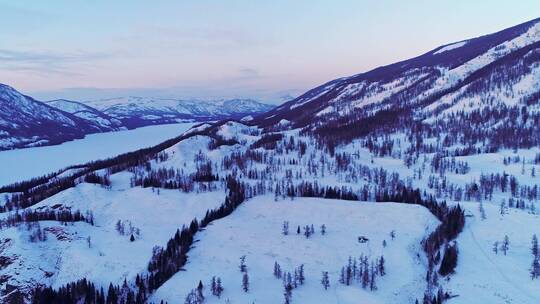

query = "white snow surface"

[{"left": 152, "top": 196, "right": 439, "bottom": 304}]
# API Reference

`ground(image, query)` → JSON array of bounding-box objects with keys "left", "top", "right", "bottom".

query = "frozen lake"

[{"left": 0, "top": 123, "right": 194, "bottom": 187}]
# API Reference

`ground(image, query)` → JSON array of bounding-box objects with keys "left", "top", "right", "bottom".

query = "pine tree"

[
  {"left": 211, "top": 276, "right": 217, "bottom": 296},
  {"left": 479, "top": 201, "right": 487, "bottom": 220},
  {"left": 298, "top": 264, "right": 305, "bottom": 285},
  {"left": 531, "top": 234, "right": 540, "bottom": 280},
  {"left": 283, "top": 291, "right": 291, "bottom": 304},
  {"left": 320, "top": 224, "right": 326, "bottom": 235},
  {"left": 369, "top": 263, "right": 377, "bottom": 291},
  {"left": 239, "top": 255, "right": 247, "bottom": 272},
  {"left": 531, "top": 258, "right": 540, "bottom": 279},
  {"left": 197, "top": 281, "right": 204, "bottom": 301},
  {"left": 242, "top": 272, "right": 249, "bottom": 292},
  {"left": 304, "top": 225, "right": 311, "bottom": 238},
  {"left": 184, "top": 289, "right": 202, "bottom": 304},
  {"left": 106, "top": 283, "right": 118, "bottom": 304},
  {"left": 321, "top": 271, "right": 330, "bottom": 290},
  {"left": 502, "top": 235, "right": 510, "bottom": 255},
  {"left": 282, "top": 221, "right": 289, "bottom": 235},
  {"left": 345, "top": 258, "right": 352, "bottom": 285},
  {"left": 493, "top": 241, "right": 499, "bottom": 254},
  {"left": 274, "top": 261, "right": 282, "bottom": 279},
  {"left": 216, "top": 277, "right": 223, "bottom": 298},
  {"left": 362, "top": 264, "right": 370, "bottom": 289},
  {"left": 378, "top": 256, "right": 386, "bottom": 276},
  {"left": 532, "top": 234, "right": 538, "bottom": 258}
]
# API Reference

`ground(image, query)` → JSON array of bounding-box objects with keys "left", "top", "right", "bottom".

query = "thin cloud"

[
  {"left": 238, "top": 67, "right": 260, "bottom": 78},
  {"left": 116, "top": 25, "right": 272, "bottom": 54},
  {"left": 0, "top": 49, "right": 111, "bottom": 75}
]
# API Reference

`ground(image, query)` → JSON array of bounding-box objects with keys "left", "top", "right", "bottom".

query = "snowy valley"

[{"left": 0, "top": 16, "right": 540, "bottom": 304}]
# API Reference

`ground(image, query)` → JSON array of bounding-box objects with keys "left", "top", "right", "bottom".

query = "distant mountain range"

[
  {"left": 0, "top": 85, "right": 274, "bottom": 150},
  {"left": 82, "top": 96, "right": 273, "bottom": 129}
]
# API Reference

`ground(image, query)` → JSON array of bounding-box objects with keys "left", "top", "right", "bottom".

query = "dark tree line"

[
  {"left": 83, "top": 172, "right": 111, "bottom": 187},
  {"left": 0, "top": 208, "right": 94, "bottom": 229}
]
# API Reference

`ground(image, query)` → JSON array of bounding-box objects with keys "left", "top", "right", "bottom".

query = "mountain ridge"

[
  {"left": 0, "top": 85, "right": 275, "bottom": 150},
  {"left": 255, "top": 17, "right": 540, "bottom": 129}
]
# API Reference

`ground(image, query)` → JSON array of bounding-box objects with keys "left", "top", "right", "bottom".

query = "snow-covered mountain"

[
  {"left": 1, "top": 18, "right": 540, "bottom": 304},
  {"left": 256, "top": 17, "right": 540, "bottom": 132},
  {"left": 0, "top": 84, "right": 101, "bottom": 150},
  {"left": 84, "top": 97, "right": 274, "bottom": 128},
  {"left": 0, "top": 86, "right": 274, "bottom": 150}
]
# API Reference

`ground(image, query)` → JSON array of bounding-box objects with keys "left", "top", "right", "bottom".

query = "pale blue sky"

[{"left": 1, "top": 1, "right": 539, "bottom": 102}]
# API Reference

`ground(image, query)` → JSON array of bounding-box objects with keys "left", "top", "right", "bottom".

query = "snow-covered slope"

[
  {"left": 255, "top": 17, "right": 540, "bottom": 128},
  {"left": 152, "top": 196, "right": 439, "bottom": 304},
  {"left": 0, "top": 84, "right": 98, "bottom": 150},
  {"left": 85, "top": 97, "right": 274, "bottom": 128}
]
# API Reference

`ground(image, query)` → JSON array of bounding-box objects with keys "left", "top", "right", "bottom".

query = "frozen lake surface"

[{"left": 0, "top": 123, "right": 194, "bottom": 187}]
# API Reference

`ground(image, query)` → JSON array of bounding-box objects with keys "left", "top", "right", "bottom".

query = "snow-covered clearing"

[
  {"left": 152, "top": 196, "right": 439, "bottom": 304},
  {"left": 447, "top": 202, "right": 540, "bottom": 304}
]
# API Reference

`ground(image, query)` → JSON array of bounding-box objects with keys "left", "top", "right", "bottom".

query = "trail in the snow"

[{"left": 465, "top": 217, "right": 538, "bottom": 302}]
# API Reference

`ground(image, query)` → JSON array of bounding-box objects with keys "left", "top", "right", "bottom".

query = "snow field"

[{"left": 152, "top": 196, "right": 440, "bottom": 304}]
